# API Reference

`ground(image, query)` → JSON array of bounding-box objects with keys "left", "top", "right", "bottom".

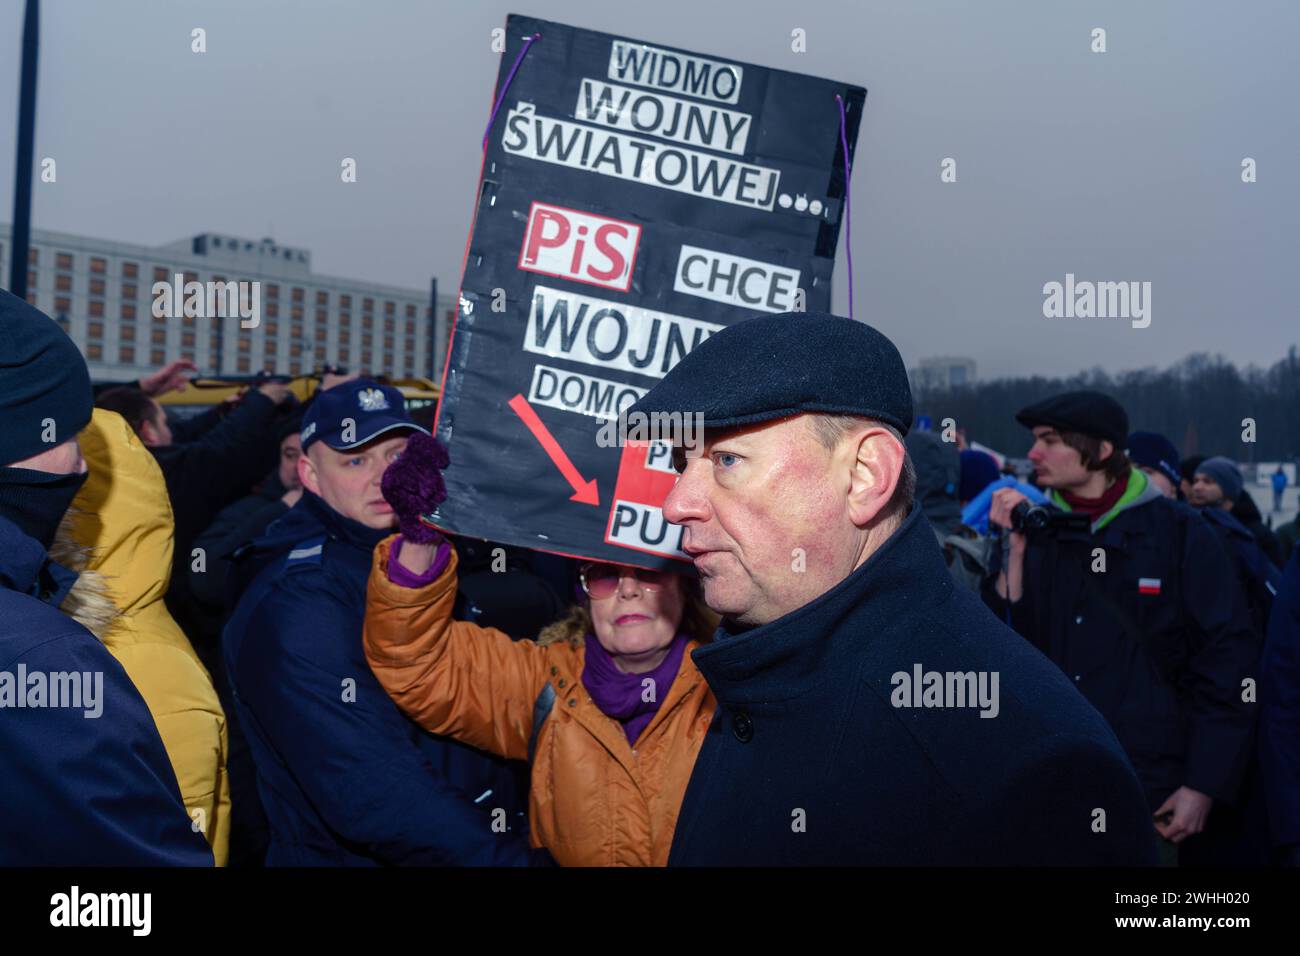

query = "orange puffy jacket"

[{"left": 364, "top": 537, "right": 716, "bottom": 866}]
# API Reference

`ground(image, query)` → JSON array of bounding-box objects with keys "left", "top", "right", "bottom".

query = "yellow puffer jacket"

[{"left": 67, "top": 409, "right": 231, "bottom": 865}]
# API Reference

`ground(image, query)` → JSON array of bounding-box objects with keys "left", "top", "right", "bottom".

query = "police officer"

[
  {"left": 985, "top": 391, "right": 1258, "bottom": 864},
  {"left": 223, "top": 379, "right": 535, "bottom": 865},
  {"left": 628, "top": 312, "right": 1156, "bottom": 866}
]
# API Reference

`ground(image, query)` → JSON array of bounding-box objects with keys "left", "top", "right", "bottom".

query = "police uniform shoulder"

[{"left": 281, "top": 535, "right": 328, "bottom": 574}]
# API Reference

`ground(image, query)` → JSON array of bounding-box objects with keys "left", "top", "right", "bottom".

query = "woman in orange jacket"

[{"left": 363, "top": 434, "right": 716, "bottom": 866}]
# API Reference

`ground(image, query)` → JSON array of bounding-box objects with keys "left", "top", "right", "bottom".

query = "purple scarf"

[{"left": 582, "top": 631, "right": 688, "bottom": 746}]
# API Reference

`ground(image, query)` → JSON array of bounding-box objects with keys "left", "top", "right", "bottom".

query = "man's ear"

[
  {"left": 298, "top": 450, "right": 321, "bottom": 496},
  {"left": 1098, "top": 439, "right": 1114, "bottom": 462},
  {"left": 846, "top": 429, "right": 904, "bottom": 528}
]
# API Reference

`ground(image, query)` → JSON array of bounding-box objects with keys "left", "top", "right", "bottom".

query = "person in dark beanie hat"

[
  {"left": 619, "top": 311, "right": 1155, "bottom": 866},
  {"left": 985, "top": 387, "right": 1259, "bottom": 865},
  {"left": 1127, "top": 431, "right": 1183, "bottom": 499},
  {"left": 1193, "top": 457, "right": 1285, "bottom": 569},
  {"left": 0, "top": 289, "right": 212, "bottom": 865}
]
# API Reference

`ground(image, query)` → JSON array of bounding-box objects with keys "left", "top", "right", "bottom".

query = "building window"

[
  {"left": 88, "top": 321, "right": 104, "bottom": 339},
  {"left": 384, "top": 335, "right": 395, "bottom": 350},
  {"left": 120, "top": 323, "right": 136, "bottom": 341},
  {"left": 151, "top": 349, "right": 166, "bottom": 365},
  {"left": 89, "top": 257, "right": 107, "bottom": 274},
  {"left": 121, "top": 283, "right": 137, "bottom": 300},
  {"left": 56, "top": 252, "right": 74, "bottom": 270},
  {"left": 314, "top": 326, "right": 328, "bottom": 342},
  {"left": 316, "top": 290, "right": 329, "bottom": 306},
  {"left": 362, "top": 297, "right": 374, "bottom": 313},
  {"left": 314, "top": 346, "right": 327, "bottom": 362},
  {"left": 28, "top": 248, "right": 38, "bottom": 265},
  {"left": 237, "top": 356, "right": 250, "bottom": 373},
  {"left": 122, "top": 303, "right": 137, "bottom": 320},
  {"left": 337, "top": 348, "right": 350, "bottom": 364},
  {"left": 238, "top": 338, "right": 250, "bottom": 352},
  {"left": 289, "top": 360, "right": 302, "bottom": 376},
  {"left": 362, "top": 315, "right": 373, "bottom": 330},
  {"left": 265, "top": 341, "right": 278, "bottom": 356},
  {"left": 385, "top": 301, "right": 395, "bottom": 316},
  {"left": 361, "top": 350, "right": 372, "bottom": 367},
  {"left": 339, "top": 329, "right": 351, "bottom": 345},
  {"left": 154, "top": 266, "right": 169, "bottom": 283},
  {"left": 55, "top": 274, "right": 72, "bottom": 292},
  {"left": 292, "top": 287, "right": 304, "bottom": 303},
  {"left": 183, "top": 271, "right": 198, "bottom": 286},
  {"left": 28, "top": 269, "right": 37, "bottom": 289},
  {"left": 405, "top": 337, "right": 415, "bottom": 354},
  {"left": 122, "top": 261, "right": 139, "bottom": 279},
  {"left": 265, "top": 320, "right": 278, "bottom": 335},
  {"left": 405, "top": 303, "right": 416, "bottom": 319},
  {"left": 384, "top": 318, "right": 395, "bottom": 334},
  {"left": 291, "top": 305, "right": 303, "bottom": 321},
  {"left": 266, "top": 303, "right": 279, "bottom": 319},
  {"left": 152, "top": 329, "right": 167, "bottom": 345},
  {"left": 181, "top": 348, "right": 196, "bottom": 362},
  {"left": 89, "top": 278, "right": 106, "bottom": 296},
  {"left": 54, "top": 296, "right": 71, "bottom": 314},
  {"left": 119, "top": 345, "right": 135, "bottom": 363},
  {"left": 291, "top": 322, "right": 303, "bottom": 340},
  {"left": 88, "top": 300, "right": 104, "bottom": 318},
  {"left": 339, "top": 294, "right": 351, "bottom": 309},
  {"left": 182, "top": 331, "right": 196, "bottom": 348},
  {"left": 266, "top": 284, "right": 279, "bottom": 299},
  {"left": 87, "top": 343, "right": 103, "bottom": 360}
]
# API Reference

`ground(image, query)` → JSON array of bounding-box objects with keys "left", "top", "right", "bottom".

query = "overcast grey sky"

[{"left": 3, "top": 0, "right": 1296, "bottom": 379}]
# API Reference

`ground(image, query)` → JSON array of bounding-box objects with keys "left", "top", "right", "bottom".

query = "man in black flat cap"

[
  {"left": 984, "top": 390, "right": 1258, "bottom": 865},
  {"left": 628, "top": 312, "right": 1156, "bottom": 866}
]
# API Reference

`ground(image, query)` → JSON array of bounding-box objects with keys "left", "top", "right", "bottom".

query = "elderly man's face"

[{"left": 662, "top": 415, "right": 896, "bottom": 627}]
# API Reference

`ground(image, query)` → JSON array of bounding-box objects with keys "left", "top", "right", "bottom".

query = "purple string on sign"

[
  {"left": 835, "top": 93, "right": 854, "bottom": 321},
  {"left": 483, "top": 32, "right": 541, "bottom": 150}
]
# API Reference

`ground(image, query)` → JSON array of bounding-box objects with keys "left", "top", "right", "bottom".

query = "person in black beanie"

[
  {"left": 985, "top": 390, "right": 1259, "bottom": 865},
  {"left": 0, "top": 289, "right": 212, "bottom": 865}
]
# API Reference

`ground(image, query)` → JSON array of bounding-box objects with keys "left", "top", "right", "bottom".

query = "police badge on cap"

[{"left": 301, "top": 378, "right": 428, "bottom": 452}]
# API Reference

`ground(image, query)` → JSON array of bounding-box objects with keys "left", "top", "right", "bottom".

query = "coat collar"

[{"left": 690, "top": 505, "right": 953, "bottom": 706}]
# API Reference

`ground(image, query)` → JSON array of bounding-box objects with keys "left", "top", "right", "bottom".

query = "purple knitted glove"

[{"left": 380, "top": 432, "right": 450, "bottom": 544}]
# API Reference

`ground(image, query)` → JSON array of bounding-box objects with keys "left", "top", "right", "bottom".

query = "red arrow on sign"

[{"left": 507, "top": 394, "right": 600, "bottom": 506}]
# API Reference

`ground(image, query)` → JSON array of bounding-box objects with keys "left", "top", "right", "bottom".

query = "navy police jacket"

[
  {"left": 985, "top": 473, "right": 1259, "bottom": 810},
  {"left": 668, "top": 504, "right": 1157, "bottom": 866},
  {"left": 223, "top": 492, "right": 533, "bottom": 866},
  {"left": 0, "top": 515, "right": 213, "bottom": 865}
]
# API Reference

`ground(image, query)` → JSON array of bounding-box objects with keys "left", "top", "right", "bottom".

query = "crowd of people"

[{"left": 2, "top": 287, "right": 1298, "bottom": 867}]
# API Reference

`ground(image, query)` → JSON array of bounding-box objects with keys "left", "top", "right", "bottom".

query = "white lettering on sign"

[
  {"left": 608, "top": 500, "right": 687, "bottom": 557},
  {"left": 518, "top": 202, "right": 641, "bottom": 293},
  {"left": 674, "top": 245, "right": 801, "bottom": 313},
  {"left": 607, "top": 40, "right": 743, "bottom": 105},
  {"left": 525, "top": 285, "right": 723, "bottom": 380},
  {"left": 527, "top": 364, "right": 647, "bottom": 421},
  {"left": 576, "top": 79, "right": 751, "bottom": 155},
  {"left": 502, "top": 105, "right": 780, "bottom": 211}
]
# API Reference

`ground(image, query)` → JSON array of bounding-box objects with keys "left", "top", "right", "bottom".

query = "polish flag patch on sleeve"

[{"left": 1138, "top": 577, "right": 1162, "bottom": 595}]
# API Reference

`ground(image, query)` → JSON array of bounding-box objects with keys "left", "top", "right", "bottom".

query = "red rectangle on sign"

[
  {"left": 518, "top": 201, "right": 641, "bottom": 293},
  {"left": 604, "top": 441, "right": 688, "bottom": 561}
]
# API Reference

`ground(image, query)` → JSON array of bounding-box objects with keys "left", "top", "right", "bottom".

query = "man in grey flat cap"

[{"left": 627, "top": 311, "right": 1157, "bottom": 866}]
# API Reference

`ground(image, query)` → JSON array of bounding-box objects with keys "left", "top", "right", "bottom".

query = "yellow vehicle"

[{"left": 156, "top": 374, "right": 440, "bottom": 419}]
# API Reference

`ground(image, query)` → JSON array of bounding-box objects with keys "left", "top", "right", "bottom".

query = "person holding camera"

[{"left": 983, "top": 390, "right": 1259, "bottom": 864}]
